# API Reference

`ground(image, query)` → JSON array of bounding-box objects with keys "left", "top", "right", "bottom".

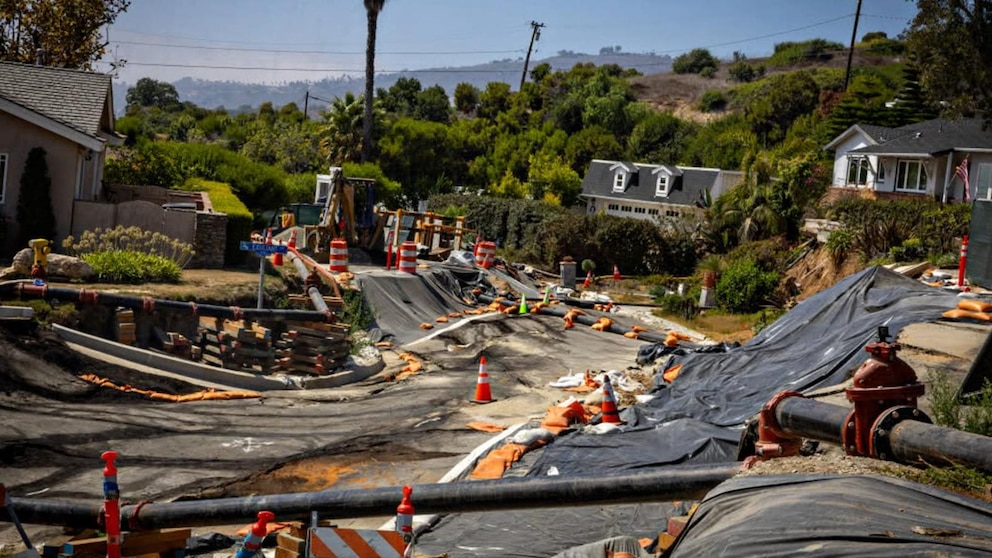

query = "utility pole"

[
  {"left": 844, "top": 0, "right": 863, "bottom": 91},
  {"left": 520, "top": 21, "right": 545, "bottom": 90},
  {"left": 304, "top": 91, "right": 309, "bottom": 121}
]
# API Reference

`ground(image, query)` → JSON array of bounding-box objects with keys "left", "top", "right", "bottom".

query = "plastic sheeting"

[
  {"left": 526, "top": 418, "right": 740, "bottom": 477},
  {"left": 644, "top": 266, "right": 956, "bottom": 427},
  {"left": 355, "top": 266, "right": 486, "bottom": 345},
  {"left": 416, "top": 502, "right": 689, "bottom": 558},
  {"left": 669, "top": 474, "right": 992, "bottom": 557}
]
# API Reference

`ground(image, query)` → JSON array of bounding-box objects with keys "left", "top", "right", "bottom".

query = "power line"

[
  {"left": 652, "top": 13, "right": 854, "bottom": 53},
  {"left": 97, "top": 60, "right": 523, "bottom": 73},
  {"left": 111, "top": 39, "right": 525, "bottom": 56}
]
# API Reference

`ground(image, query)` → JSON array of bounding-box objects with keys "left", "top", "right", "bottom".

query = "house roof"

[
  {"left": 0, "top": 61, "right": 114, "bottom": 139},
  {"left": 580, "top": 159, "right": 718, "bottom": 207},
  {"left": 843, "top": 118, "right": 992, "bottom": 157}
]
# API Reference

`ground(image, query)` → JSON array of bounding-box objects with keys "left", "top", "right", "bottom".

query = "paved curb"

[{"left": 51, "top": 324, "right": 291, "bottom": 392}]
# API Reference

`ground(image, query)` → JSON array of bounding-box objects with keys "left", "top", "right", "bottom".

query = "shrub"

[
  {"left": 826, "top": 227, "right": 856, "bottom": 264},
  {"left": 698, "top": 89, "right": 728, "bottom": 112},
  {"left": 716, "top": 258, "right": 779, "bottom": 313},
  {"left": 656, "top": 293, "right": 699, "bottom": 320},
  {"left": 928, "top": 369, "right": 992, "bottom": 437},
  {"left": 63, "top": 225, "right": 193, "bottom": 268},
  {"left": 82, "top": 250, "right": 182, "bottom": 283},
  {"left": 180, "top": 178, "right": 253, "bottom": 265},
  {"left": 728, "top": 60, "right": 764, "bottom": 83},
  {"left": 768, "top": 39, "right": 844, "bottom": 66},
  {"left": 672, "top": 48, "right": 718, "bottom": 75}
]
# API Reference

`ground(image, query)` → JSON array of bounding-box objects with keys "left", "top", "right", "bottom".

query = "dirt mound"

[
  {"left": 784, "top": 246, "right": 866, "bottom": 302},
  {"left": 0, "top": 324, "right": 207, "bottom": 401}
]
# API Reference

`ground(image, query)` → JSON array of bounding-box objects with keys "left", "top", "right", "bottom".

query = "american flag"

[{"left": 956, "top": 156, "right": 971, "bottom": 203}]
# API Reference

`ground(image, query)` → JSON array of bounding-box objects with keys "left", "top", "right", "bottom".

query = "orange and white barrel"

[
  {"left": 329, "top": 238, "right": 349, "bottom": 272},
  {"left": 398, "top": 241, "right": 418, "bottom": 274},
  {"left": 475, "top": 241, "right": 496, "bottom": 269}
]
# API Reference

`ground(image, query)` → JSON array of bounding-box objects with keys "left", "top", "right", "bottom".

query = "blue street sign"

[{"left": 240, "top": 241, "right": 288, "bottom": 255}]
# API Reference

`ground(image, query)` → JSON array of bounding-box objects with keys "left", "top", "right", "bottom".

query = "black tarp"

[
  {"left": 356, "top": 265, "right": 486, "bottom": 345},
  {"left": 526, "top": 418, "right": 740, "bottom": 477},
  {"left": 643, "top": 266, "right": 956, "bottom": 427},
  {"left": 416, "top": 501, "right": 690, "bottom": 558},
  {"left": 668, "top": 474, "right": 992, "bottom": 557}
]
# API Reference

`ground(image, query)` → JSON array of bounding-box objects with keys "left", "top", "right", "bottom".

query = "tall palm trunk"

[{"left": 362, "top": 1, "right": 385, "bottom": 162}]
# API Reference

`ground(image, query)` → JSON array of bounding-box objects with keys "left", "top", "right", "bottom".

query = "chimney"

[{"left": 35, "top": 48, "right": 44, "bottom": 66}]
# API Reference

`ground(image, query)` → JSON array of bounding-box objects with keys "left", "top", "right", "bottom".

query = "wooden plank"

[
  {"left": 274, "top": 547, "right": 298, "bottom": 558},
  {"left": 60, "top": 529, "right": 189, "bottom": 558},
  {"left": 276, "top": 533, "right": 306, "bottom": 553}
]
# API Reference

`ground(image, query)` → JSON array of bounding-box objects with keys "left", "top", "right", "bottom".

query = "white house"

[
  {"left": 824, "top": 118, "right": 992, "bottom": 203},
  {"left": 579, "top": 159, "right": 743, "bottom": 222}
]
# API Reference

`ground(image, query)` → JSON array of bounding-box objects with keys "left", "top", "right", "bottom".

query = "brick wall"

[{"left": 190, "top": 211, "right": 227, "bottom": 269}]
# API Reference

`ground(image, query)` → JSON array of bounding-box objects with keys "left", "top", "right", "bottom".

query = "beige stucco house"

[{"left": 0, "top": 61, "right": 121, "bottom": 256}]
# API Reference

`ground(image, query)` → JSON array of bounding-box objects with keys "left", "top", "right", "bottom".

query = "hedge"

[{"left": 181, "top": 178, "right": 253, "bottom": 265}]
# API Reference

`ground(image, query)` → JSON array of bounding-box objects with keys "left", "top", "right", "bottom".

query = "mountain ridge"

[{"left": 112, "top": 51, "right": 672, "bottom": 114}]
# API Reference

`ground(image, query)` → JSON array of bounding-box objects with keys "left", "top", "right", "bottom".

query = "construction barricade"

[
  {"left": 398, "top": 241, "right": 418, "bottom": 274},
  {"left": 475, "top": 241, "right": 496, "bottom": 269},
  {"left": 329, "top": 239, "right": 349, "bottom": 272}
]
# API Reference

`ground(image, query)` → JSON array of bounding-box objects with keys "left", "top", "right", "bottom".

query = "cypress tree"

[{"left": 16, "top": 147, "right": 57, "bottom": 247}]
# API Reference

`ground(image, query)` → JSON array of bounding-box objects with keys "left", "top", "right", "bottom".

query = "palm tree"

[
  {"left": 362, "top": 0, "right": 387, "bottom": 162},
  {"left": 319, "top": 92, "right": 366, "bottom": 165}
]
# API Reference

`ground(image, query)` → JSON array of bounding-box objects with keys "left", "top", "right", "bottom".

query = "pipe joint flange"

[
  {"left": 870, "top": 405, "right": 932, "bottom": 461},
  {"left": 762, "top": 390, "right": 806, "bottom": 439}
]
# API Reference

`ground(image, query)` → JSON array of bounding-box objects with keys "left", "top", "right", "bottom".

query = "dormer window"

[
  {"left": 613, "top": 171, "right": 626, "bottom": 192},
  {"left": 656, "top": 174, "right": 669, "bottom": 196}
]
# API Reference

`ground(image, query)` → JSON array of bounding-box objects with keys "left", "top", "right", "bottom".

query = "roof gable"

[
  {"left": 580, "top": 159, "right": 719, "bottom": 207},
  {"left": 848, "top": 118, "right": 992, "bottom": 156},
  {"left": 0, "top": 61, "right": 114, "bottom": 139}
]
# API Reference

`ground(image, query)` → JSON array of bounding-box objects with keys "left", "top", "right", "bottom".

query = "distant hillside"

[{"left": 111, "top": 51, "right": 672, "bottom": 115}]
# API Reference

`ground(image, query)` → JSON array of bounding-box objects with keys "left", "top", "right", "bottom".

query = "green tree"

[
  {"left": 0, "top": 0, "right": 130, "bottom": 68},
  {"left": 672, "top": 48, "right": 718, "bottom": 75},
  {"left": 744, "top": 70, "right": 820, "bottom": 143},
  {"left": 362, "top": 0, "right": 387, "bottom": 162},
  {"left": 564, "top": 126, "right": 623, "bottom": 174},
  {"left": 628, "top": 109, "right": 693, "bottom": 162},
  {"left": 477, "top": 82, "right": 512, "bottom": 120},
  {"left": 125, "top": 78, "right": 180, "bottom": 113},
  {"left": 377, "top": 76, "right": 421, "bottom": 117},
  {"left": 527, "top": 152, "right": 582, "bottom": 206},
  {"left": 887, "top": 63, "right": 939, "bottom": 126},
  {"left": 320, "top": 92, "right": 366, "bottom": 165},
  {"left": 905, "top": 0, "right": 992, "bottom": 116},
  {"left": 415, "top": 85, "right": 451, "bottom": 123},
  {"left": 378, "top": 117, "right": 456, "bottom": 206},
  {"left": 454, "top": 82, "right": 480, "bottom": 114},
  {"left": 16, "top": 147, "right": 56, "bottom": 246}
]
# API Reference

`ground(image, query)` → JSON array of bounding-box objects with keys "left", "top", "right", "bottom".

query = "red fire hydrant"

[{"left": 842, "top": 326, "right": 924, "bottom": 458}]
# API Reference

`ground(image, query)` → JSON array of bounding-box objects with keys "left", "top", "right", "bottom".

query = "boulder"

[{"left": 2, "top": 248, "right": 94, "bottom": 280}]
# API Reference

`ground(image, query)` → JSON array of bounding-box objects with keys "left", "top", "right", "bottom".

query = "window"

[
  {"left": 621, "top": 205, "right": 632, "bottom": 212},
  {"left": 655, "top": 174, "right": 669, "bottom": 196},
  {"left": 0, "top": 153, "right": 6, "bottom": 204},
  {"left": 876, "top": 160, "right": 886, "bottom": 182},
  {"left": 613, "top": 171, "right": 626, "bottom": 192},
  {"left": 847, "top": 156, "right": 870, "bottom": 186},
  {"left": 976, "top": 163, "right": 992, "bottom": 201},
  {"left": 648, "top": 208, "right": 659, "bottom": 215},
  {"left": 895, "top": 160, "right": 928, "bottom": 192},
  {"left": 608, "top": 203, "right": 619, "bottom": 211}
]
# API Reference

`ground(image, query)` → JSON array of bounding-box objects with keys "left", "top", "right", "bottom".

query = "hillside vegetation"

[{"left": 109, "top": 34, "right": 969, "bottom": 314}]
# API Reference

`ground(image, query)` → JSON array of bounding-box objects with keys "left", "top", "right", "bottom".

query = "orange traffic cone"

[
  {"left": 600, "top": 375, "right": 622, "bottom": 424},
  {"left": 288, "top": 229, "right": 298, "bottom": 250},
  {"left": 613, "top": 264, "right": 621, "bottom": 282},
  {"left": 582, "top": 270, "right": 593, "bottom": 288},
  {"left": 471, "top": 356, "right": 495, "bottom": 403}
]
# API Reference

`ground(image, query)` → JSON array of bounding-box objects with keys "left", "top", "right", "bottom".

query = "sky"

[{"left": 97, "top": 0, "right": 920, "bottom": 85}]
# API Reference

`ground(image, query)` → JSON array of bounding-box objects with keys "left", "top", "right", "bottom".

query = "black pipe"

[
  {"left": 0, "top": 283, "right": 332, "bottom": 323},
  {"left": 288, "top": 251, "right": 329, "bottom": 313},
  {"left": 4, "top": 463, "right": 739, "bottom": 530},
  {"left": 773, "top": 395, "right": 992, "bottom": 474},
  {"left": 889, "top": 420, "right": 992, "bottom": 472},
  {"left": 775, "top": 396, "right": 848, "bottom": 444}
]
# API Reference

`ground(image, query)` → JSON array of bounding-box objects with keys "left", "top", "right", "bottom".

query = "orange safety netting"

[{"left": 79, "top": 373, "right": 261, "bottom": 402}]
